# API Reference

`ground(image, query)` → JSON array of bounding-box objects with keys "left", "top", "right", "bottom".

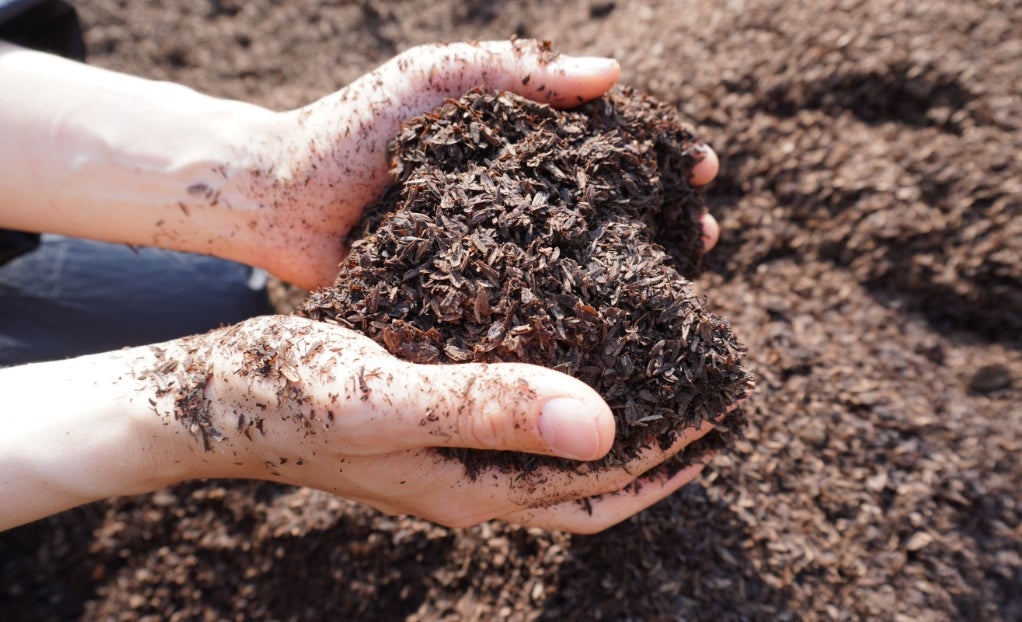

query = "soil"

[
  {"left": 296, "top": 88, "right": 752, "bottom": 473},
  {"left": 2, "top": 1, "right": 1020, "bottom": 621}
]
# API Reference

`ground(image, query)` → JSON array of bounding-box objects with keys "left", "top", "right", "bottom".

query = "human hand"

[
  {"left": 227, "top": 40, "right": 720, "bottom": 289},
  {"left": 2, "top": 40, "right": 717, "bottom": 291},
  {"left": 2, "top": 39, "right": 718, "bottom": 291},
  {"left": 145, "top": 315, "right": 721, "bottom": 533}
]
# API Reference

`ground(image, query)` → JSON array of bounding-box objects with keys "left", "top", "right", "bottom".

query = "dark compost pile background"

[{"left": 2, "top": 1, "right": 1020, "bottom": 620}]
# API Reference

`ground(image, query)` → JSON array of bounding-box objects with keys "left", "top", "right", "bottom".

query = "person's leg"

[{"left": 0, "top": 235, "right": 273, "bottom": 365}]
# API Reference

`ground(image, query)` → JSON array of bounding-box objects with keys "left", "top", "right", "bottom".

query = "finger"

[
  {"left": 341, "top": 443, "right": 715, "bottom": 530},
  {"left": 329, "top": 417, "right": 721, "bottom": 528},
  {"left": 336, "top": 359, "right": 617, "bottom": 461},
  {"left": 699, "top": 212, "right": 720, "bottom": 253},
  {"left": 690, "top": 145, "right": 719, "bottom": 186},
  {"left": 372, "top": 40, "right": 620, "bottom": 112},
  {"left": 318, "top": 40, "right": 619, "bottom": 186},
  {"left": 485, "top": 416, "right": 721, "bottom": 513},
  {"left": 693, "top": 146, "right": 720, "bottom": 255},
  {"left": 501, "top": 457, "right": 714, "bottom": 534},
  {"left": 373, "top": 358, "right": 726, "bottom": 466}
]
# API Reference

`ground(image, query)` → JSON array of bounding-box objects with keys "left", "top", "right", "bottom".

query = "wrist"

[
  {"left": 145, "top": 94, "right": 290, "bottom": 266},
  {"left": 0, "top": 45, "right": 285, "bottom": 262},
  {"left": 0, "top": 347, "right": 198, "bottom": 528}
]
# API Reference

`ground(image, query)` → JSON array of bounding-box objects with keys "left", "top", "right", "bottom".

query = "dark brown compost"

[
  {"left": 8, "top": 3, "right": 1020, "bottom": 620},
  {"left": 297, "top": 89, "right": 753, "bottom": 471}
]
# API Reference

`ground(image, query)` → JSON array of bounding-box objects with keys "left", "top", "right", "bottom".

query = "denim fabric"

[{"left": 0, "top": 236, "right": 273, "bottom": 365}]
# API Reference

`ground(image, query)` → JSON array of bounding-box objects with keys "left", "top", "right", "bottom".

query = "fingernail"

[
  {"left": 539, "top": 398, "right": 601, "bottom": 460},
  {"left": 558, "top": 56, "right": 619, "bottom": 75}
]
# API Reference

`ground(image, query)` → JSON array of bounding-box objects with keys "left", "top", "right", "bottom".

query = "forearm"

[
  {"left": 0, "top": 42, "right": 280, "bottom": 261},
  {"left": 0, "top": 347, "right": 199, "bottom": 530}
]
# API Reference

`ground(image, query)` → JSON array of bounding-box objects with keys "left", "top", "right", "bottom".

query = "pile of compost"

[
  {"left": 4, "top": 2, "right": 1019, "bottom": 620},
  {"left": 297, "top": 88, "right": 752, "bottom": 471}
]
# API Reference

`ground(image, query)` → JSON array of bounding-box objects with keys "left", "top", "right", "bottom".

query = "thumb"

[
  {"left": 357, "top": 360, "right": 616, "bottom": 461},
  {"left": 354, "top": 39, "right": 621, "bottom": 114}
]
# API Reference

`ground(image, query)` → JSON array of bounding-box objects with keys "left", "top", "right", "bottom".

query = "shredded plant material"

[{"left": 298, "top": 89, "right": 753, "bottom": 471}]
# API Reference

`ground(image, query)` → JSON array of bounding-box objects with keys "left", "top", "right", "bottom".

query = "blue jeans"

[{"left": 0, "top": 235, "right": 273, "bottom": 365}]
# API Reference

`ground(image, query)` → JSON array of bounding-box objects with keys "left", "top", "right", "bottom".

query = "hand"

[
  {"left": 0, "top": 309, "right": 723, "bottom": 533},
  {"left": 229, "top": 40, "right": 721, "bottom": 289},
  {"left": 148, "top": 315, "right": 723, "bottom": 533},
  {"left": 1, "top": 39, "right": 720, "bottom": 293}
]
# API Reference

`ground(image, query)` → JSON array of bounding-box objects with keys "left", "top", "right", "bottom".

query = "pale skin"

[{"left": 0, "top": 39, "right": 725, "bottom": 534}]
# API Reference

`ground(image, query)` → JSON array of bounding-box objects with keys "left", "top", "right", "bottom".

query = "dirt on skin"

[{"left": 2, "top": 1, "right": 1020, "bottom": 621}]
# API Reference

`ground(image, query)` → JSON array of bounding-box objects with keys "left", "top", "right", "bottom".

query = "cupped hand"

[
  {"left": 235, "top": 40, "right": 720, "bottom": 289},
  {"left": 162, "top": 315, "right": 720, "bottom": 533}
]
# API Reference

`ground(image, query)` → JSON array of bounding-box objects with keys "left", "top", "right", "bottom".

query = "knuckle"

[{"left": 462, "top": 401, "right": 508, "bottom": 450}]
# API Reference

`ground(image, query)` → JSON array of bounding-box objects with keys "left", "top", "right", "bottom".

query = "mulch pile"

[
  {"left": 2, "top": 1, "right": 1019, "bottom": 620},
  {"left": 297, "top": 88, "right": 752, "bottom": 472}
]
